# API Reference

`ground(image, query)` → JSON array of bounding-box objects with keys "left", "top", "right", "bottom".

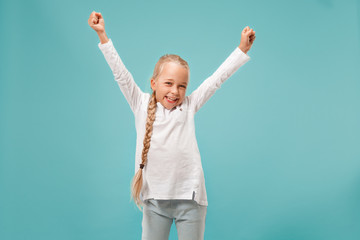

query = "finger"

[
  {"left": 95, "top": 12, "right": 102, "bottom": 18},
  {"left": 250, "top": 36, "right": 256, "bottom": 43},
  {"left": 247, "top": 29, "right": 255, "bottom": 37},
  {"left": 243, "top": 26, "right": 249, "bottom": 33}
]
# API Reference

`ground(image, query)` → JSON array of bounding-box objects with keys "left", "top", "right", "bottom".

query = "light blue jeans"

[{"left": 141, "top": 199, "right": 207, "bottom": 240}]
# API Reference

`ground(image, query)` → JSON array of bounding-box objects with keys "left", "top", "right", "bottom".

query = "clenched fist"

[
  {"left": 88, "top": 11, "right": 105, "bottom": 33},
  {"left": 239, "top": 26, "right": 256, "bottom": 54}
]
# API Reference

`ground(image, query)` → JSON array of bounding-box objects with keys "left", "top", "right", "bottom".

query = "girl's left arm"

[{"left": 188, "top": 26, "right": 256, "bottom": 113}]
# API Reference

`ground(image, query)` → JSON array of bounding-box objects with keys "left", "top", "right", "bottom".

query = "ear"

[{"left": 150, "top": 78, "right": 156, "bottom": 91}]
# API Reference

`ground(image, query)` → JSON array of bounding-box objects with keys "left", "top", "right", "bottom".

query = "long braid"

[{"left": 130, "top": 91, "right": 157, "bottom": 210}]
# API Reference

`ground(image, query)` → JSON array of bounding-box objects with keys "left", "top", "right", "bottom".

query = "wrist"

[
  {"left": 238, "top": 45, "right": 248, "bottom": 54},
  {"left": 97, "top": 31, "right": 109, "bottom": 44}
]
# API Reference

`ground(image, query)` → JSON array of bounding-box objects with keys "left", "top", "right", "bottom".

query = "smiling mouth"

[{"left": 165, "top": 96, "right": 178, "bottom": 104}]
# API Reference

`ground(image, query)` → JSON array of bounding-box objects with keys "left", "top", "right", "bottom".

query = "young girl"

[{"left": 88, "top": 11, "right": 255, "bottom": 240}]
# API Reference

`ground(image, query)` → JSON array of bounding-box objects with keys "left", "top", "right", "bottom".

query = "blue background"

[{"left": 1, "top": 0, "right": 360, "bottom": 239}]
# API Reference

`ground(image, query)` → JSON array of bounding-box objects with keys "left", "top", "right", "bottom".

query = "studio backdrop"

[{"left": 0, "top": 0, "right": 359, "bottom": 239}]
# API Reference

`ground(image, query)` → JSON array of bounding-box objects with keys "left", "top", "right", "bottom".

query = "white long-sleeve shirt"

[{"left": 98, "top": 39, "right": 250, "bottom": 206}]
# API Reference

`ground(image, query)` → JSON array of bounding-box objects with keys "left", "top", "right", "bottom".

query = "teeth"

[{"left": 167, "top": 97, "right": 177, "bottom": 101}]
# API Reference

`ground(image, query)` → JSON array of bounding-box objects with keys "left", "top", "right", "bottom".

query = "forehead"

[{"left": 159, "top": 62, "right": 189, "bottom": 82}]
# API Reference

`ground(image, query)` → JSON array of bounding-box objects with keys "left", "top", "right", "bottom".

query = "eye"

[
  {"left": 180, "top": 85, "right": 187, "bottom": 88},
  {"left": 165, "top": 82, "right": 172, "bottom": 85}
]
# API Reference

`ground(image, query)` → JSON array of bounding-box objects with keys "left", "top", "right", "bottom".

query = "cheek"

[
  {"left": 156, "top": 89, "right": 166, "bottom": 101},
  {"left": 181, "top": 89, "right": 187, "bottom": 97}
]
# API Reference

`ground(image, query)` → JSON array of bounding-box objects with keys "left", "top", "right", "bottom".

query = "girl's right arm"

[
  {"left": 98, "top": 37, "right": 144, "bottom": 113},
  {"left": 89, "top": 11, "right": 144, "bottom": 112}
]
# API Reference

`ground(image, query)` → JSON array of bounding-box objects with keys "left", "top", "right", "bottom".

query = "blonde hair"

[{"left": 130, "top": 54, "right": 189, "bottom": 211}]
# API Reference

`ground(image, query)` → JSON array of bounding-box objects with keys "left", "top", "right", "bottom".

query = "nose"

[{"left": 170, "top": 86, "right": 179, "bottom": 96}]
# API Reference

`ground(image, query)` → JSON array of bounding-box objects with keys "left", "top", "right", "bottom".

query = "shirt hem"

[{"left": 142, "top": 194, "right": 208, "bottom": 206}]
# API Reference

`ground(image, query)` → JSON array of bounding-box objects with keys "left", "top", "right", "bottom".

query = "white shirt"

[{"left": 98, "top": 39, "right": 250, "bottom": 206}]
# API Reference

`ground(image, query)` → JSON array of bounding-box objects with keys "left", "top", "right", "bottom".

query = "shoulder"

[{"left": 180, "top": 96, "right": 192, "bottom": 112}]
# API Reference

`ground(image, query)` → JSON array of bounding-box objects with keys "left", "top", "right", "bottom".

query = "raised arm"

[
  {"left": 89, "top": 11, "right": 144, "bottom": 113},
  {"left": 188, "top": 26, "right": 256, "bottom": 113}
]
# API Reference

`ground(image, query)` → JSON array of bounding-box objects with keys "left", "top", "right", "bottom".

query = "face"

[{"left": 151, "top": 62, "right": 189, "bottom": 110}]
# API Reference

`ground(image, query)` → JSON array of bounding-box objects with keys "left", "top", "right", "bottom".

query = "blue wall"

[{"left": 1, "top": 0, "right": 359, "bottom": 239}]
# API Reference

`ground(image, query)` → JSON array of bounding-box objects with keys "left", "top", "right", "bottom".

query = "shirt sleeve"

[
  {"left": 98, "top": 39, "right": 144, "bottom": 113},
  {"left": 188, "top": 47, "right": 251, "bottom": 113}
]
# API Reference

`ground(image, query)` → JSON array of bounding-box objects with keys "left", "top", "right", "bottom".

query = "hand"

[
  {"left": 239, "top": 26, "right": 256, "bottom": 54},
  {"left": 88, "top": 11, "right": 105, "bottom": 33}
]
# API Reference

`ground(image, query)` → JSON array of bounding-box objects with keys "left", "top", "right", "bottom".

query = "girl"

[{"left": 88, "top": 11, "right": 255, "bottom": 240}]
